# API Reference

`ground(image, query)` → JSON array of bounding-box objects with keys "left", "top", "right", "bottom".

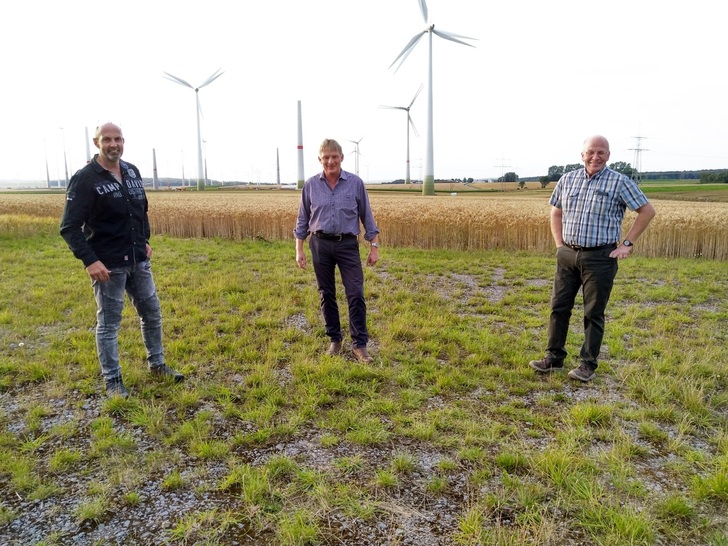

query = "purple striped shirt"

[{"left": 294, "top": 170, "right": 379, "bottom": 241}]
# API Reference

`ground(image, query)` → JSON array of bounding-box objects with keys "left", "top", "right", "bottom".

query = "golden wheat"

[{"left": 2, "top": 191, "right": 727, "bottom": 259}]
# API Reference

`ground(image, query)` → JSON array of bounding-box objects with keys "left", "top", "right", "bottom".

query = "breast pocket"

[
  {"left": 341, "top": 194, "right": 359, "bottom": 223},
  {"left": 592, "top": 190, "right": 612, "bottom": 217}
]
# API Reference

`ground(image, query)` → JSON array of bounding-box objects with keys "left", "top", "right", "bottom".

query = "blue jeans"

[
  {"left": 546, "top": 245, "right": 618, "bottom": 369},
  {"left": 92, "top": 260, "right": 165, "bottom": 380},
  {"left": 309, "top": 236, "right": 368, "bottom": 348}
]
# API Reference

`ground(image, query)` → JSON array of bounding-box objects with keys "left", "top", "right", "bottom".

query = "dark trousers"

[
  {"left": 546, "top": 245, "right": 618, "bottom": 369},
  {"left": 309, "top": 236, "right": 368, "bottom": 347}
]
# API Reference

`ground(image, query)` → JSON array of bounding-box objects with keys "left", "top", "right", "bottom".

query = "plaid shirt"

[{"left": 549, "top": 167, "right": 649, "bottom": 247}]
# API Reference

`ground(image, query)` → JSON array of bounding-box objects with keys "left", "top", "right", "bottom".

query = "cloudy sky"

[{"left": 2, "top": 0, "right": 725, "bottom": 185}]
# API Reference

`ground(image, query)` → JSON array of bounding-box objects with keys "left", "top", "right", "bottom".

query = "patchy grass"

[{"left": 0, "top": 217, "right": 727, "bottom": 545}]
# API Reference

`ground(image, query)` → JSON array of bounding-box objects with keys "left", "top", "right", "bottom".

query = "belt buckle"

[{"left": 333, "top": 234, "right": 343, "bottom": 241}]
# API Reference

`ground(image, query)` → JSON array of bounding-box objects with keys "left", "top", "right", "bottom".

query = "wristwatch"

[
  {"left": 371, "top": 242, "right": 379, "bottom": 248},
  {"left": 622, "top": 239, "right": 633, "bottom": 247}
]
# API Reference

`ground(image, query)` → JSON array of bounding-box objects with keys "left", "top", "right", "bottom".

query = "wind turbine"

[
  {"left": 347, "top": 136, "right": 364, "bottom": 177},
  {"left": 163, "top": 68, "right": 224, "bottom": 191},
  {"left": 59, "top": 127, "right": 69, "bottom": 188},
  {"left": 380, "top": 84, "right": 423, "bottom": 184},
  {"left": 390, "top": 0, "right": 476, "bottom": 195}
]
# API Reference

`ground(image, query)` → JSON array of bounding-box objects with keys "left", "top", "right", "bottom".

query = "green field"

[{"left": 1, "top": 217, "right": 727, "bottom": 545}]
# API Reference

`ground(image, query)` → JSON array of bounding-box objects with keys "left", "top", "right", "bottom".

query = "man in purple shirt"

[{"left": 294, "top": 139, "right": 380, "bottom": 362}]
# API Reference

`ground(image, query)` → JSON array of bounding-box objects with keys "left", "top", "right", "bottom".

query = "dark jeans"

[
  {"left": 546, "top": 245, "right": 618, "bottom": 369},
  {"left": 309, "top": 235, "right": 368, "bottom": 348}
]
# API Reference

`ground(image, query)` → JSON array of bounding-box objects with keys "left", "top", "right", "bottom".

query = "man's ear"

[{"left": 93, "top": 138, "right": 100, "bottom": 150}]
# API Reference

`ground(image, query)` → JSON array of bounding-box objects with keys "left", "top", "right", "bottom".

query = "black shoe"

[
  {"left": 150, "top": 365, "right": 185, "bottom": 383},
  {"left": 568, "top": 363, "right": 596, "bottom": 382},
  {"left": 529, "top": 358, "right": 564, "bottom": 373},
  {"left": 326, "top": 341, "right": 343, "bottom": 356},
  {"left": 105, "top": 376, "right": 129, "bottom": 398}
]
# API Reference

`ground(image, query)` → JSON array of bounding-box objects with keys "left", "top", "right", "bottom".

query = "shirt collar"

[{"left": 318, "top": 169, "right": 348, "bottom": 183}]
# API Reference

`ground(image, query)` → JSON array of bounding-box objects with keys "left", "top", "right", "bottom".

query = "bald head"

[
  {"left": 93, "top": 122, "right": 125, "bottom": 167},
  {"left": 583, "top": 135, "right": 609, "bottom": 152},
  {"left": 95, "top": 122, "right": 123, "bottom": 139},
  {"left": 581, "top": 135, "right": 610, "bottom": 176}
]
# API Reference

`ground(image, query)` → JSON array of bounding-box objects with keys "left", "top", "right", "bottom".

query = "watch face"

[{"left": 623, "top": 240, "right": 633, "bottom": 246}]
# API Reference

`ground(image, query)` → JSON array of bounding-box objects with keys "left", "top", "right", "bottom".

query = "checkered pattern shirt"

[{"left": 549, "top": 167, "right": 649, "bottom": 248}]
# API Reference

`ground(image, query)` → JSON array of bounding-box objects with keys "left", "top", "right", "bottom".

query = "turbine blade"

[
  {"left": 199, "top": 67, "right": 224, "bottom": 89},
  {"left": 163, "top": 72, "right": 193, "bottom": 88},
  {"left": 409, "top": 84, "right": 424, "bottom": 108},
  {"left": 408, "top": 113, "right": 419, "bottom": 138},
  {"left": 379, "top": 105, "right": 407, "bottom": 111},
  {"left": 432, "top": 28, "right": 477, "bottom": 47},
  {"left": 389, "top": 32, "right": 426, "bottom": 71},
  {"left": 418, "top": 0, "right": 428, "bottom": 22}
]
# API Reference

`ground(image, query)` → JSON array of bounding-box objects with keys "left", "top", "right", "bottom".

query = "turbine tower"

[
  {"left": 297, "top": 100, "right": 305, "bottom": 190},
  {"left": 347, "top": 137, "right": 364, "bottom": 177},
  {"left": 390, "top": 0, "right": 476, "bottom": 195},
  {"left": 59, "top": 127, "right": 69, "bottom": 188},
  {"left": 380, "top": 84, "right": 423, "bottom": 184},
  {"left": 163, "top": 68, "right": 224, "bottom": 191}
]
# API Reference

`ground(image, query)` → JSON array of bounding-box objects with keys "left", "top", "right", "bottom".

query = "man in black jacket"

[{"left": 60, "top": 122, "right": 183, "bottom": 398}]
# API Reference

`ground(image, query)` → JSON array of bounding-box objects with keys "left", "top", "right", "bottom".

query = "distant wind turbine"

[
  {"left": 163, "top": 68, "right": 224, "bottom": 191},
  {"left": 380, "top": 84, "right": 423, "bottom": 185},
  {"left": 347, "top": 136, "right": 364, "bottom": 177},
  {"left": 297, "top": 100, "right": 305, "bottom": 190},
  {"left": 390, "top": 0, "right": 476, "bottom": 195}
]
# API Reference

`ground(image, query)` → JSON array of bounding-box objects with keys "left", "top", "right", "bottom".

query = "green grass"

[{"left": 1, "top": 216, "right": 728, "bottom": 544}]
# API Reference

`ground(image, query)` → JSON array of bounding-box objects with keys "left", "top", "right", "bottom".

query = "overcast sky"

[{"left": 2, "top": 0, "right": 726, "bottom": 185}]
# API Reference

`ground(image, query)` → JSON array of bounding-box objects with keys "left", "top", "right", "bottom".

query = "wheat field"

[{"left": 2, "top": 190, "right": 727, "bottom": 259}]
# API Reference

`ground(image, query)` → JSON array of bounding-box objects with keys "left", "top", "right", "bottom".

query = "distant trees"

[
  {"left": 548, "top": 165, "right": 564, "bottom": 181},
  {"left": 498, "top": 172, "right": 519, "bottom": 183},
  {"left": 546, "top": 162, "right": 638, "bottom": 183},
  {"left": 699, "top": 171, "right": 728, "bottom": 184},
  {"left": 547, "top": 164, "right": 582, "bottom": 182},
  {"left": 609, "top": 161, "right": 634, "bottom": 177},
  {"left": 538, "top": 176, "right": 550, "bottom": 188}
]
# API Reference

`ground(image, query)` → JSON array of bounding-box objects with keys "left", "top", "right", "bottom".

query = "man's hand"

[
  {"left": 366, "top": 247, "right": 379, "bottom": 266},
  {"left": 610, "top": 245, "right": 633, "bottom": 260},
  {"left": 86, "top": 260, "right": 111, "bottom": 282},
  {"left": 295, "top": 249, "right": 307, "bottom": 269}
]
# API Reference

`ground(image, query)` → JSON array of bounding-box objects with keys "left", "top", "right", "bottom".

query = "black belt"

[
  {"left": 314, "top": 232, "right": 357, "bottom": 241},
  {"left": 564, "top": 243, "right": 616, "bottom": 252}
]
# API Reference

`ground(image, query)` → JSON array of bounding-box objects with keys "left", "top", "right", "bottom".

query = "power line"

[
  {"left": 628, "top": 136, "right": 648, "bottom": 184},
  {"left": 494, "top": 157, "right": 510, "bottom": 192}
]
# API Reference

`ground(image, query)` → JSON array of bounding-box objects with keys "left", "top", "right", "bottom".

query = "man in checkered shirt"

[{"left": 529, "top": 135, "right": 656, "bottom": 382}]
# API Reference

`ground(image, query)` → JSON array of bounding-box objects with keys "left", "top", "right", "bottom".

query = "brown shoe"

[
  {"left": 568, "top": 363, "right": 596, "bottom": 382},
  {"left": 352, "top": 346, "right": 373, "bottom": 363},
  {"left": 529, "top": 358, "right": 564, "bottom": 373},
  {"left": 326, "top": 341, "right": 343, "bottom": 356}
]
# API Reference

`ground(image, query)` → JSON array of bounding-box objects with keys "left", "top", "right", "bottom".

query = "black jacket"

[{"left": 60, "top": 156, "right": 151, "bottom": 268}]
